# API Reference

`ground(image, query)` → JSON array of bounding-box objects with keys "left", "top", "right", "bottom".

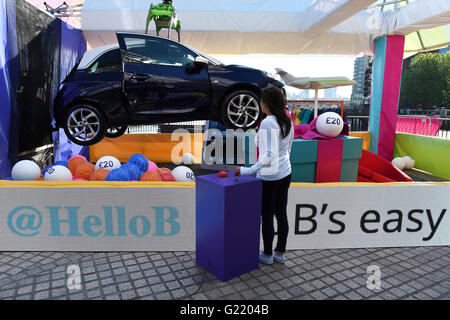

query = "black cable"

[{"left": 174, "top": 267, "right": 208, "bottom": 300}]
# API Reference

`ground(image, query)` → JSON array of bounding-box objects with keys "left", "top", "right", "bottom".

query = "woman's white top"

[{"left": 240, "top": 115, "right": 294, "bottom": 181}]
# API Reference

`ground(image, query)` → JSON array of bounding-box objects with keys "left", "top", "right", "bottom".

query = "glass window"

[
  {"left": 122, "top": 37, "right": 197, "bottom": 67},
  {"left": 89, "top": 49, "right": 122, "bottom": 73}
]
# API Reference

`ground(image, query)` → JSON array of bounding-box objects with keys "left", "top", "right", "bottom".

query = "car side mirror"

[{"left": 194, "top": 56, "right": 209, "bottom": 66}]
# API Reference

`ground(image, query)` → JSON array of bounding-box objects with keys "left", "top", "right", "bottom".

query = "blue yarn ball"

[
  {"left": 4, "top": 177, "right": 13, "bottom": 181},
  {"left": 105, "top": 169, "right": 130, "bottom": 181},
  {"left": 54, "top": 161, "right": 68, "bottom": 167},
  {"left": 121, "top": 162, "right": 143, "bottom": 181},
  {"left": 128, "top": 154, "right": 149, "bottom": 172},
  {"left": 42, "top": 165, "right": 53, "bottom": 176}
]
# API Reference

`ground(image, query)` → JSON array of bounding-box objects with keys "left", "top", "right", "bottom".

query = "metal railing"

[
  {"left": 348, "top": 115, "right": 450, "bottom": 139},
  {"left": 348, "top": 116, "right": 369, "bottom": 132},
  {"left": 127, "top": 121, "right": 206, "bottom": 134},
  {"left": 436, "top": 118, "right": 450, "bottom": 139}
]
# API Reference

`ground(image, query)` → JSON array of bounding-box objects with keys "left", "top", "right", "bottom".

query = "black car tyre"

[
  {"left": 220, "top": 90, "right": 261, "bottom": 130},
  {"left": 105, "top": 125, "right": 128, "bottom": 138},
  {"left": 63, "top": 104, "right": 107, "bottom": 146}
]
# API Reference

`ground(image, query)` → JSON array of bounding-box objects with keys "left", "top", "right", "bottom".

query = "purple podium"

[{"left": 196, "top": 172, "right": 262, "bottom": 282}]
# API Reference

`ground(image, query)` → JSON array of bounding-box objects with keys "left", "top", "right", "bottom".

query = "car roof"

[{"left": 78, "top": 43, "right": 120, "bottom": 70}]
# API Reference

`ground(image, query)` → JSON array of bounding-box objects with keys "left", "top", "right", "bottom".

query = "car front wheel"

[
  {"left": 63, "top": 104, "right": 106, "bottom": 146},
  {"left": 220, "top": 90, "right": 261, "bottom": 130}
]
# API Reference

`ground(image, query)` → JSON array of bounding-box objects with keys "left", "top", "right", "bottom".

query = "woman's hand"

[{"left": 234, "top": 167, "right": 241, "bottom": 177}]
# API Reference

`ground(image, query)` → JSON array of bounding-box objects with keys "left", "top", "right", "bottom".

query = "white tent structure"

[{"left": 80, "top": 0, "right": 450, "bottom": 55}]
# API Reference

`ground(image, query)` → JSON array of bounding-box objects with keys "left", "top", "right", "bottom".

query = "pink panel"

[
  {"left": 396, "top": 116, "right": 441, "bottom": 136},
  {"left": 315, "top": 139, "right": 343, "bottom": 183},
  {"left": 378, "top": 35, "right": 405, "bottom": 161}
]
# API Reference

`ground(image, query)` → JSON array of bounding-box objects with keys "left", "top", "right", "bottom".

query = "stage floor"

[{"left": 0, "top": 246, "right": 448, "bottom": 300}]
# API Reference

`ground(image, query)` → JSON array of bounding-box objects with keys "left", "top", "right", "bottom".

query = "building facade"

[{"left": 350, "top": 56, "right": 371, "bottom": 107}]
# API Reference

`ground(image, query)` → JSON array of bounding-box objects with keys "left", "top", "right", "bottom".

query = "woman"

[{"left": 235, "top": 86, "right": 294, "bottom": 265}]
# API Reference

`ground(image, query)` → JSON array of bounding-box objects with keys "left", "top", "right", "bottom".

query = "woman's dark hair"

[{"left": 261, "top": 87, "right": 292, "bottom": 139}]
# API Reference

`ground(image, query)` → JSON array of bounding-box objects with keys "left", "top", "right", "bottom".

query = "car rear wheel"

[
  {"left": 105, "top": 125, "right": 128, "bottom": 138},
  {"left": 220, "top": 90, "right": 261, "bottom": 130},
  {"left": 63, "top": 104, "right": 106, "bottom": 146}
]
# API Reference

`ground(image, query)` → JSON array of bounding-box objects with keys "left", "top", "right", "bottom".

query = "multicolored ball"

[
  {"left": 105, "top": 169, "right": 131, "bottom": 181},
  {"left": 69, "top": 155, "right": 86, "bottom": 162},
  {"left": 160, "top": 171, "right": 176, "bottom": 182},
  {"left": 68, "top": 157, "right": 86, "bottom": 175},
  {"left": 141, "top": 171, "right": 161, "bottom": 181},
  {"left": 74, "top": 162, "right": 95, "bottom": 180},
  {"left": 128, "top": 154, "right": 149, "bottom": 172},
  {"left": 90, "top": 169, "right": 110, "bottom": 181},
  {"left": 146, "top": 160, "right": 158, "bottom": 173},
  {"left": 42, "top": 165, "right": 53, "bottom": 176},
  {"left": 158, "top": 168, "right": 172, "bottom": 174},
  {"left": 121, "top": 162, "right": 143, "bottom": 181}
]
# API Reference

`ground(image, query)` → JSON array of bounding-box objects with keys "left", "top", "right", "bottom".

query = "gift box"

[{"left": 290, "top": 136, "right": 363, "bottom": 183}]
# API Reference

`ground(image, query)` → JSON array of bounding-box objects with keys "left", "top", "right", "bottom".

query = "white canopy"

[{"left": 80, "top": 0, "right": 450, "bottom": 55}]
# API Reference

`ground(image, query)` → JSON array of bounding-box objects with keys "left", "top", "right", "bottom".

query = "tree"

[{"left": 400, "top": 52, "right": 449, "bottom": 108}]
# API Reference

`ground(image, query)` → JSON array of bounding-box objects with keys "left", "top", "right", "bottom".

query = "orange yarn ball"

[
  {"left": 68, "top": 157, "right": 86, "bottom": 175},
  {"left": 160, "top": 172, "right": 176, "bottom": 182},
  {"left": 90, "top": 168, "right": 110, "bottom": 181},
  {"left": 140, "top": 171, "right": 161, "bottom": 181},
  {"left": 74, "top": 162, "right": 95, "bottom": 180}
]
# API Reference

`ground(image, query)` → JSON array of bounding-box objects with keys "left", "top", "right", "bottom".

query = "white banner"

[
  {"left": 286, "top": 183, "right": 450, "bottom": 249},
  {"left": 0, "top": 183, "right": 449, "bottom": 251},
  {"left": 0, "top": 187, "right": 195, "bottom": 251}
]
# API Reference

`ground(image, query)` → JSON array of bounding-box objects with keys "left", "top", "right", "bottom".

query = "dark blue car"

[{"left": 54, "top": 32, "right": 284, "bottom": 146}]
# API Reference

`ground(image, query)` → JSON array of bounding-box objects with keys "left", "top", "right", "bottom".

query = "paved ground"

[
  {"left": 1, "top": 166, "right": 448, "bottom": 301},
  {"left": 0, "top": 246, "right": 448, "bottom": 300}
]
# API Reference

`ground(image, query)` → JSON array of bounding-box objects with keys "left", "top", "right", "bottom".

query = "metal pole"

[{"left": 314, "top": 89, "right": 319, "bottom": 119}]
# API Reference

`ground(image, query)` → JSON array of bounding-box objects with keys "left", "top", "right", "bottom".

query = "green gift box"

[{"left": 290, "top": 136, "right": 363, "bottom": 183}]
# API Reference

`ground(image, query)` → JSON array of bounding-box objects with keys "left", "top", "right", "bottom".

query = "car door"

[{"left": 116, "top": 32, "right": 210, "bottom": 119}]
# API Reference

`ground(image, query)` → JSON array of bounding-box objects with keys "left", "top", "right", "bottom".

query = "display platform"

[
  {"left": 89, "top": 132, "right": 367, "bottom": 167},
  {"left": 89, "top": 134, "right": 204, "bottom": 164},
  {"left": 0, "top": 180, "right": 449, "bottom": 251}
]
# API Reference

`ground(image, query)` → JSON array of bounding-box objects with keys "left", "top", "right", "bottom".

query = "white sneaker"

[
  {"left": 273, "top": 253, "right": 286, "bottom": 264},
  {"left": 259, "top": 252, "right": 273, "bottom": 265}
]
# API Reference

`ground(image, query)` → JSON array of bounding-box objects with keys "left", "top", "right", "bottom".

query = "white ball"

[
  {"left": 181, "top": 153, "right": 194, "bottom": 165},
  {"left": 95, "top": 156, "right": 121, "bottom": 171},
  {"left": 316, "top": 112, "right": 344, "bottom": 138},
  {"left": 403, "top": 156, "right": 415, "bottom": 169},
  {"left": 392, "top": 157, "right": 406, "bottom": 171},
  {"left": 171, "top": 166, "right": 195, "bottom": 182},
  {"left": 44, "top": 165, "right": 73, "bottom": 181},
  {"left": 11, "top": 160, "right": 41, "bottom": 181}
]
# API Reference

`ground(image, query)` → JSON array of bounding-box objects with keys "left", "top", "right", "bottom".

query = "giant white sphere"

[
  {"left": 392, "top": 157, "right": 406, "bottom": 171},
  {"left": 403, "top": 156, "right": 415, "bottom": 169},
  {"left": 181, "top": 153, "right": 194, "bottom": 165},
  {"left": 171, "top": 166, "right": 195, "bottom": 182},
  {"left": 316, "top": 112, "right": 344, "bottom": 138},
  {"left": 95, "top": 156, "right": 121, "bottom": 171},
  {"left": 11, "top": 160, "right": 41, "bottom": 181},
  {"left": 44, "top": 165, "right": 73, "bottom": 181}
]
